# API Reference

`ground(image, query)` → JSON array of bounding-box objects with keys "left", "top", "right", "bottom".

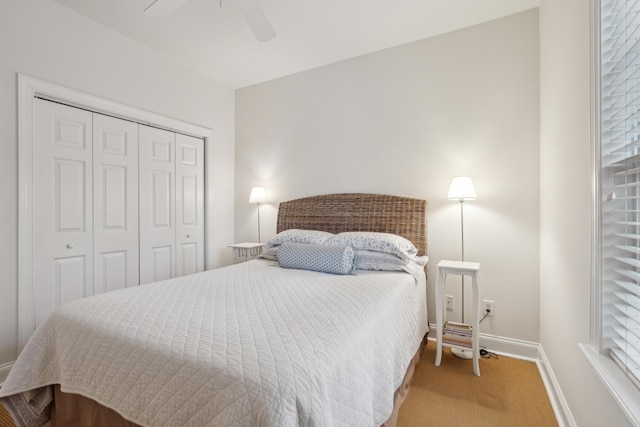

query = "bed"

[{"left": 0, "top": 193, "right": 429, "bottom": 427}]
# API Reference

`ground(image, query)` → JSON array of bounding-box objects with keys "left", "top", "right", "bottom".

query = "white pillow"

[
  {"left": 256, "top": 247, "right": 278, "bottom": 261},
  {"left": 266, "top": 229, "right": 334, "bottom": 248},
  {"left": 326, "top": 232, "right": 419, "bottom": 261},
  {"left": 355, "top": 250, "right": 407, "bottom": 270},
  {"left": 355, "top": 249, "right": 428, "bottom": 281}
]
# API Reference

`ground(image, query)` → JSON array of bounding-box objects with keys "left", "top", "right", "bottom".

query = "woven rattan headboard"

[{"left": 276, "top": 193, "right": 428, "bottom": 257}]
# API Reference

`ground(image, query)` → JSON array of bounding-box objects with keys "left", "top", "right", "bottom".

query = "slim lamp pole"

[
  {"left": 447, "top": 176, "right": 476, "bottom": 325},
  {"left": 257, "top": 202, "right": 261, "bottom": 243},
  {"left": 249, "top": 187, "right": 266, "bottom": 243},
  {"left": 448, "top": 176, "right": 476, "bottom": 360},
  {"left": 460, "top": 199, "right": 465, "bottom": 324}
]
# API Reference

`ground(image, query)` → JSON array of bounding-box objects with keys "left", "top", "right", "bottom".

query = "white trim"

[
  {"left": 0, "top": 362, "right": 14, "bottom": 388},
  {"left": 20, "top": 76, "right": 211, "bottom": 138},
  {"left": 428, "top": 323, "right": 539, "bottom": 360},
  {"left": 477, "top": 332, "right": 539, "bottom": 361},
  {"left": 589, "top": 0, "right": 603, "bottom": 352},
  {"left": 17, "top": 74, "right": 214, "bottom": 353},
  {"left": 538, "top": 345, "right": 577, "bottom": 427},
  {"left": 18, "top": 75, "right": 35, "bottom": 354},
  {"left": 580, "top": 343, "right": 640, "bottom": 427}
]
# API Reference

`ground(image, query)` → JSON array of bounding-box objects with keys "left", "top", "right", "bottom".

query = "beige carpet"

[{"left": 398, "top": 342, "right": 558, "bottom": 427}]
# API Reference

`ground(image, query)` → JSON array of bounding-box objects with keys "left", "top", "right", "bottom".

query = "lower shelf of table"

[{"left": 442, "top": 338, "right": 472, "bottom": 348}]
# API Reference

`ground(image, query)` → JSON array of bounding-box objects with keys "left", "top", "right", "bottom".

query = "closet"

[{"left": 32, "top": 98, "right": 204, "bottom": 327}]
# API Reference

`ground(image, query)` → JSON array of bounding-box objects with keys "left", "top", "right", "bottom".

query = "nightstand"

[
  {"left": 434, "top": 259, "right": 481, "bottom": 376},
  {"left": 228, "top": 243, "right": 265, "bottom": 263}
]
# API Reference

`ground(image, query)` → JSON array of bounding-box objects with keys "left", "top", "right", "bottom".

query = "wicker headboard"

[{"left": 276, "top": 193, "right": 428, "bottom": 257}]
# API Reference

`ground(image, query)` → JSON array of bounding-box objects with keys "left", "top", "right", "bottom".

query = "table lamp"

[{"left": 249, "top": 187, "right": 265, "bottom": 243}]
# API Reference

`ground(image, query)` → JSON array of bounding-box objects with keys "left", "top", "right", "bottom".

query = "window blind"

[{"left": 600, "top": 0, "right": 640, "bottom": 390}]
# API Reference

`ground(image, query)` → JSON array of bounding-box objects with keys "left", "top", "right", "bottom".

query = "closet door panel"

[
  {"left": 140, "top": 125, "right": 176, "bottom": 284},
  {"left": 93, "top": 114, "right": 139, "bottom": 293},
  {"left": 99, "top": 251, "right": 127, "bottom": 293},
  {"left": 33, "top": 99, "right": 93, "bottom": 328},
  {"left": 176, "top": 134, "right": 204, "bottom": 277}
]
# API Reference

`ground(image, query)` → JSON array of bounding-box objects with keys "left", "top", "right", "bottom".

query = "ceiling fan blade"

[
  {"left": 144, "top": 0, "right": 190, "bottom": 16},
  {"left": 236, "top": 0, "right": 276, "bottom": 42}
]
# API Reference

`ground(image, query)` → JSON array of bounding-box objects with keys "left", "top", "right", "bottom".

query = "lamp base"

[{"left": 451, "top": 347, "right": 473, "bottom": 360}]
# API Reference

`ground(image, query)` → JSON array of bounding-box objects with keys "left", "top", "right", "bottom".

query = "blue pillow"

[{"left": 277, "top": 242, "right": 355, "bottom": 275}]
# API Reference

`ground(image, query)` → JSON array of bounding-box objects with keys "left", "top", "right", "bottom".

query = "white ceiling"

[{"left": 52, "top": 0, "right": 539, "bottom": 89}]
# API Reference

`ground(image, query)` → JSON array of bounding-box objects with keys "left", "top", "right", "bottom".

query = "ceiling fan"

[{"left": 144, "top": 0, "right": 276, "bottom": 42}]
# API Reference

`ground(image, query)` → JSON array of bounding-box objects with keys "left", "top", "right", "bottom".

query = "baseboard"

[
  {"left": 537, "top": 345, "right": 577, "bottom": 427},
  {"left": 428, "top": 323, "right": 539, "bottom": 361},
  {"left": 478, "top": 332, "right": 540, "bottom": 361},
  {"left": 428, "top": 324, "right": 576, "bottom": 427},
  {"left": 0, "top": 361, "right": 14, "bottom": 388}
]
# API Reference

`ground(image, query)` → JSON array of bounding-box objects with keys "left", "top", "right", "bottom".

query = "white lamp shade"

[
  {"left": 447, "top": 177, "right": 477, "bottom": 201},
  {"left": 249, "top": 187, "right": 266, "bottom": 204}
]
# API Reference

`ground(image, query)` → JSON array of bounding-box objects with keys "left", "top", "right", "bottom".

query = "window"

[{"left": 598, "top": 0, "right": 640, "bottom": 394}]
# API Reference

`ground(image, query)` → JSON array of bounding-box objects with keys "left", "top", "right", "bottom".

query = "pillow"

[
  {"left": 256, "top": 246, "right": 278, "bottom": 261},
  {"left": 277, "top": 242, "right": 355, "bottom": 275},
  {"left": 355, "top": 250, "right": 408, "bottom": 271},
  {"left": 401, "top": 256, "right": 429, "bottom": 282},
  {"left": 266, "top": 229, "right": 334, "bottom": 248},
  {"left": 355, "top": 249, "right": 428, "bottom": 282},
  {"left": 326, "top": 232, "right": 419, "bottom": 261}
]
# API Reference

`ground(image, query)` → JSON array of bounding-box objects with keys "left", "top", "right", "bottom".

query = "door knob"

[
  {"left": 186, "top": 234, "right": 191, "bottom": 238},
  {"left": 66, "top": 243, "right": 74, "bottom": 249}
]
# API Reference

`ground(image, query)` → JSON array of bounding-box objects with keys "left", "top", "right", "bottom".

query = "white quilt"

[{"left": 0, "top": 260, "right": 427, "bottom": 427}]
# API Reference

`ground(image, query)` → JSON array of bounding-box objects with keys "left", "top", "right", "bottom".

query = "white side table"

[
  {"left": 228, "top": 243, "right": 265, "bottom": 263},
  {"left": 434, "top": 259, "right": 481, "bottom": 376}
]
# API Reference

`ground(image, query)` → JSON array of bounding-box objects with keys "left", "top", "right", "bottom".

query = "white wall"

[
  {"left": 236, "top": 10, "right": 540, "bottom": 340},
  {"left": 539, "top": 1, "right": 632, "bottom": 425},
  {"left": 0, "top": 0, "right": 235, "bottom": 378}
]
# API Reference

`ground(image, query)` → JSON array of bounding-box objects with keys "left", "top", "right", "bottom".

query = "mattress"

[{"left": 0, "top": 259, "right": 427, "bottom": 427}]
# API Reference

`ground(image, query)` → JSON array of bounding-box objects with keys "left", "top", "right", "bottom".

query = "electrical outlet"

[
  {"left": 446, "top": 295, "right": 454, "bottom": 311},
  {"left": 483, "top": 299, "right": 495, "bottom": 317}
]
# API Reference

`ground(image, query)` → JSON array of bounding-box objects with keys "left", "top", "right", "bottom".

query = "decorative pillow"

[
  {"left": 266, "top": 229, "right": 334, "bottom": 249},
  {"left": 326, "top": 232, "right": 419, "bottom": 261},
  {"left": 277, "top": 242, "right": 355, "bottom": 275}
]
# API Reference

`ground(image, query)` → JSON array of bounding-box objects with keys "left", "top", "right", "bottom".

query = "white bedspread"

[{"left": 0, "top": 260, "right": 427, "bottom": 426}]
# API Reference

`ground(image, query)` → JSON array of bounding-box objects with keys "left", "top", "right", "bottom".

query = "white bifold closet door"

[
  {"left": 33, "top": 100, "right": 139, "bottom": 326},
  {"left": 175, "top": 133, "right": 205, "bottom": 277},
  {"left": 33, "top": 100, "right": 94, "bottom": 328},
  {"left": 138, "top": 126, "right": 204, "bottom": 284},
  {"left": 93, "top": 114, "right": 140, "bottom": 294},
  {"left": 33, "top": 99, "right": 204, "bottom": 329},
  {"left": 139, "top": 126, "right": 176, "bottom": 283}
]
